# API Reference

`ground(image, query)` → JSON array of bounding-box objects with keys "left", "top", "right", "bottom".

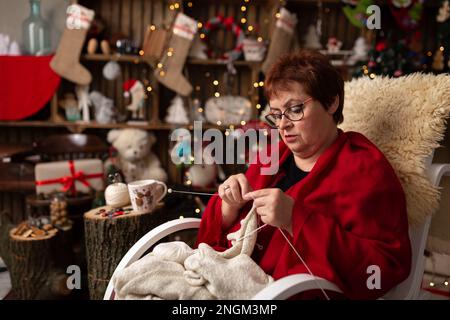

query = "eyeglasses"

[{"left": 264, "top": 97, "right": 313, "bottom": 128}]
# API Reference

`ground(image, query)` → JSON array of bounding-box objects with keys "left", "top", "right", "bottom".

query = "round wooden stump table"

[
  {"left": 7, "top": 227, "right": 72, "bottom": 299},
  {"left": 84, "top": 203, "right": 165, "bottom": 300}
]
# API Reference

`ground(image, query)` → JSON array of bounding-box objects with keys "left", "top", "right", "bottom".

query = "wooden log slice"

[
  {"left": 8, "top": 228, "right": 71, "bottom": 299},
  {"left": 84, "top": 203, "right": 165, "bottom": 300}
]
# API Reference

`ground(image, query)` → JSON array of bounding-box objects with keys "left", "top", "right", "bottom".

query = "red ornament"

[
  {"left": 375, "top": 41, "right": 387, "bottom": 52},
  {"left": 394, "top": 70, "right": 403, "bottom": 77}
]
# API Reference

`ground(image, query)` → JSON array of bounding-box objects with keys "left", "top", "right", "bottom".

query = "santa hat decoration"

[{"left": 123, "top": 79, "right": 137, "bottom": 98}]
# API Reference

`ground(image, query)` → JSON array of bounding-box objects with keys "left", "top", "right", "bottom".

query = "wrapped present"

[{"left": 35, "top": 159, "right": 104, "bottom": 195}]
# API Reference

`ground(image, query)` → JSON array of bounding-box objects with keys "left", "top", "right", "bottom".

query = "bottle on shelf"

[{"left": 22, "top": 0, "right": 51, "bottom": 55}]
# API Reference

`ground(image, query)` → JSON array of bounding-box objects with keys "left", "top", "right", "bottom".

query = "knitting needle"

[{"left": 168, "top": 188, "right": 216, "bottom": 196}]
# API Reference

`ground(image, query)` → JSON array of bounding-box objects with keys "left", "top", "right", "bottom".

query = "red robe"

[{"left": 196, "top": 130, "right": 412, "bottom": 299}]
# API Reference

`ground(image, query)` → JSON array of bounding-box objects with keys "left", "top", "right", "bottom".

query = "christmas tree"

[
  {"left": 165, "top": 95, "right": 189, "bottom": 124},
  {"left": 353, "top": 32, "right": 420, "bottom": 78}
]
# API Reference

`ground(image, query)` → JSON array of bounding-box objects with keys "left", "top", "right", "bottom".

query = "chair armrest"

[
  {"left": 104, "top": 217, "right": 201, "bottom": 300},
  {"left": 428, "top": 163, "right": 450, "bottom": 186},
  {"left": 251, "top": 274, "right": 342, "bottom": 300}
]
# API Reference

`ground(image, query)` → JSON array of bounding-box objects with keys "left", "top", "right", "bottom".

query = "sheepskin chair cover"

[{"left": 339, "top": 74, "right": 450, "bottom": 227}]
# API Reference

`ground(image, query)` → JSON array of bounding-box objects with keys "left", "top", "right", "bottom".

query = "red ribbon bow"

[{"left": 35, "top": 160, "right": 103, "bottom": 195}]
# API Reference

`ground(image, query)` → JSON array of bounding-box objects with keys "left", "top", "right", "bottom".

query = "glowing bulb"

[
  {"left": 146, "top": 86, "right": 152, "bottom": 92},
  {"left": 225, "top": 131, "right": 230, "bottom": 136},
  {"left": 253, "top": 82, "right": 259, "bottom": 88},
  {"left": 256, "top": 103, "right": 261, "bottom": 109},
  {"left": 440, "top": 46, "right": 445, "bottom": 51},
  {"left": 188, "top": 2, "right": 193, "bottom": 7},
  {"left": 263, "top": 130, "right": 268, "bottom": 136},
  {"left": 200, "top": 33, "right": 205, "bottom": 39},
  {"left": 139, "top": 50, "right": 144, "bottom": 56},
  {"left": 445, "top": 281, "right": 449, "bottom": 286},
  {"left": 159, "top": 70, "right": 165, "bottom": 77},
  {"left": 217, "top": 121, "right": 222, "bottom": 125},
  {"left": 214, "top": 92, "right": 220, "bottom": 97},
  {"left": 241, "top": 120, "right": 246, "bottom": 126},
  {"left": 174, "top": 3, "right": 180, "bottom": 9},
  {"left": 198, "top": 22, "right": 203, "bottom": 28},
  {"left": 229, "top": 125, "right": 234, "bottom": 129},
  {"left": 150, "top": 25, "right": 156, "bottom": 31},
  {"left": 430, "top": 281, "right": 435, "bottom": 287},
  {"left": 168, "top": 47, "right": 174, "bottom": 52},
  {"left": 186, "top": 180, "right": 192, "bottom": 185},
  {"left": 248, "top": 25, "right": 254, "bottom": 32},
  {"left": 275, "top": 12, "right": 281, "bottom": 18},
  {"left": 197, "top": 107, "right": 203, "bottom": 113},
  {"left": 169, "top": 4, "right": 175, "bottom": 10},
  {"left": 241, "top": 18, "right": 247, "bottom": 24},
  {"left": 195, "top": 208, "right": 201, "bottom": 213},
  {"left": 213, "top": 80, "right": 219, "bottom": 86},
  {"left": 167, "top": 51, "right": 173, "bottom": 57},
  {"left": 157, "top": 63, "right": 163, "bottom": 68},
  {"left": 257, "top": 37, "right": 263, "bottom": 42},
  {"left": 241, "top": 6, "right": 247, "bottom": 12},
  {"left": 369, "top": 73, "right": 375, "bottom": 79},
  {"left": 179, "top": 215, "right": 184, "bottom": 219},
  {"left": 190, "top": 156, "right": 195, "bottom": 162},
  {"left": 259, "top": 81, "right": 264, "bottom": 87},
  {"left": 168, "top": 188, "right": 173, "bottom": 193}
]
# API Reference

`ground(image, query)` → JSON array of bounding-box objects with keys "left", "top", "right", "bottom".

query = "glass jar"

[
  {"left": 22, "top": 0, "right": 51, "bottom": 55},
  {"left": 50, "top": 192, "right": 71, "bottom": 230}
]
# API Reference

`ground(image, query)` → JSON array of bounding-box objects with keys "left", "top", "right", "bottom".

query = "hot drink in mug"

[{"left": 128, "top": 179, "right": 167, "bottom": 213}]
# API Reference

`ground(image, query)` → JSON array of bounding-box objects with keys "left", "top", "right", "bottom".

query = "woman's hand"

[
  {"left": 219, "top": 173, "right": 253, "bottom": 229},
  {"left": 243, "top": 188, "right": 294, "bottom": 234},
  {"left": 219, "top": 173, "right": 253, "bottom": 209}
]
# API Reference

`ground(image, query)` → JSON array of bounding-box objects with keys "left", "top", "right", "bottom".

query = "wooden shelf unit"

[
  {"left": 83, "top": 54, "right": 263, "bottom": 68},
  {"left": 0, "top": 120, "right": 230, "bottom": 133}
]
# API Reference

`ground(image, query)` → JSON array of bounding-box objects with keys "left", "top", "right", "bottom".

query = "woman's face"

[{"left": 268, "top": 82, "right": 338, "bottom": 160}]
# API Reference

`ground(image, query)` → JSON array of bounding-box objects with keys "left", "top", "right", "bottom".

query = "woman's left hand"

[{"left": 243, "top": 188, "right": 294, "bottom": 234}]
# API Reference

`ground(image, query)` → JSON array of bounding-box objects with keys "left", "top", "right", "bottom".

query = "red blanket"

[
  {"left": 196, "top": 130, "right": 412, "bottom": 299},
  {"left": 0, "top": 56, "right": 60, "bottom": 120}
]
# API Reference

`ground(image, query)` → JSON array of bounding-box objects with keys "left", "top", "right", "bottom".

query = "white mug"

[{"left": 127, "top": 179, "right": 167, "bottom": 213}]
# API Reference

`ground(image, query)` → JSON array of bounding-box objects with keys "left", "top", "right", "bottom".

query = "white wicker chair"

[{"left": 104, "top": 156, "right": 450, "bottom": 300}]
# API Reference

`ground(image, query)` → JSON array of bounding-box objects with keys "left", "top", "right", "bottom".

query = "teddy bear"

[{"left": 107, "top": 128, "right": 168, "bottom": 183}]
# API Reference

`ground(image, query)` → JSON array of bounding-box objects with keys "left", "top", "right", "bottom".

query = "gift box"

[{"left": 35, "top": 159, "right": 104, "bottom": 195}]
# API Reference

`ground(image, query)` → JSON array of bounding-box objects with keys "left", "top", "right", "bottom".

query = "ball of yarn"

[
  {"left": 105, "top": 182, "right": 130, "bottom": 208},
  {"left": 103, "top": 60, "right": 121, "bottom": 80}
]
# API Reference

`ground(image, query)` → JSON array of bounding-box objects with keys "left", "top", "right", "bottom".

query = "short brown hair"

[{"left": 264, "top": 49, "right": 344, "bottom": 124}]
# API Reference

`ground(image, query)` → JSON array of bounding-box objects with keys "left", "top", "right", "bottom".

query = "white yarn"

[{"left": 105, "top": 183, "right": 130, "bottom": 208}]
